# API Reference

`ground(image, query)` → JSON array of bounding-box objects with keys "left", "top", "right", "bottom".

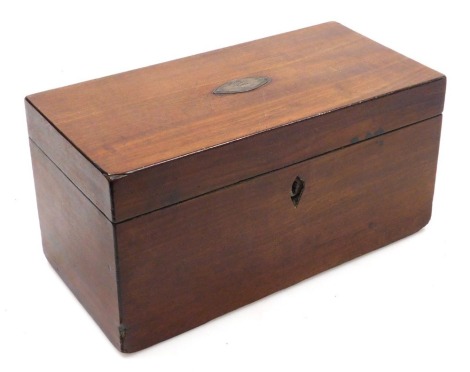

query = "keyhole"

[{"left": 290, "top": 176, "right": 305, "bottom": 207}]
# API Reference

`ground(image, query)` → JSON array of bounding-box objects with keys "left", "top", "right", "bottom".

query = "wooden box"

[{"left": 26, "top": 22, "right": 446, "bottom": 352}]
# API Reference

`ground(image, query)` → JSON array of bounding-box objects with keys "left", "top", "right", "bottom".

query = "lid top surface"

[{"left": 27, "top": 22, "right": 442, "bottom": 175}]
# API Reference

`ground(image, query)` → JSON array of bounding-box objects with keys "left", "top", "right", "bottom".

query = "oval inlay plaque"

[{"left": 213, "top": 76, "right": 271, "bottom": 95}]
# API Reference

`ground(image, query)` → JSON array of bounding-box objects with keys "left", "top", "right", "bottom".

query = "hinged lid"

[{"left": 26, "top": 22, "right": 446, "bottom": 223}]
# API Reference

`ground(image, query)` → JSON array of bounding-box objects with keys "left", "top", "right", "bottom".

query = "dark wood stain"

[
  {"left": 25, "top": 22, "right": 446, "bottom": 353},
  {"left": 29, "top": 141, "right": 120, "bottom": 349},
  {"left": 117, "top": 117, "right": 442, "bottom": 352}
]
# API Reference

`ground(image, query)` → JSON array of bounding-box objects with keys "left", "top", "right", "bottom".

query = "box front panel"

[{"left": 117, "top": 116, "right": 442, "bottom": 352}]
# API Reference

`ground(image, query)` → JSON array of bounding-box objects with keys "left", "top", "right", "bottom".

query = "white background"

[{"left": 1, "top": 1, "right": 468, "bottom": 370}]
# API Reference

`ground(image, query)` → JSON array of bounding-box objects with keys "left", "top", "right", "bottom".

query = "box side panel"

[
  {"left": 117, "top": 116, "right": 442, "bottom": 352},
  {"left": 30, "top": 141, "right": 120, "bottom": 349},
  {"left": 26, "top": 100, "right": 113, "bottom": 221},
  {"left": 112, "top": 78, "right": 446, "bottom": 222}
]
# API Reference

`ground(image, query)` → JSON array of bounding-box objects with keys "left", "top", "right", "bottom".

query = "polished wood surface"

[
  {"left": 116, "top": 116, "right": 442, "bottom": 352},
  {"left": 26, "top": 22, "right": 446, "bottom": 352},
  {"left": 26, "top": 101, "right": 113, "bottom": 220},
  {"left": 26, "top": 22, "right": 445, "bottom": 221},
  {"left": 26, "top": 22, "right": 443, "bottom": 174},
  {"left": 111, "top": 78, "right": 445, "bottom": 222},
  {"left": 30, "top": 141, "right": 120, "bottom": 348}
]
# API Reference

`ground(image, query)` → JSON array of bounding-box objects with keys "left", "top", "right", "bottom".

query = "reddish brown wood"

[
  {"left": 111, "top": 78, "right": 445, "bottom": 222},
  {"left": 25, "top": 22, "right": 443, "bottom": 174},
  {"left": 26, "top": 22, "right": 445, "bottom": 222},
  {"left": 26, "top": 101, "right": 112, "bottom": 220},
  {"left": 29, "top": 141, "right": 120, "bottom": 348},
  {"left": 26, "top": 22, "right": 446, "bottom": 353},
  {"left": 116, "top": 116, "right": 442, "bottom": 352}
]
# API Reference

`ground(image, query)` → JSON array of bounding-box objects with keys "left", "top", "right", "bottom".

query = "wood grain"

[
  {"left": 111, "top": 78, "right": 445, "bottom": 222},
  {"left": 26, "top": 22, "right": 446, "bottom": 222},
  {"left": 26, "top": 22, "right": 443, "bottom": 175},
  {"left": 29, "top": 141, "right": 120, "bottom": 349},
  {"left": 116, "top": 116, "right": 442, "bottom": 352},
  {"left": 26, "top": 101, "right": 113, "bottom": 220},
  {"left": 26, "top": 22, "right": 446, "bottom": 352}
]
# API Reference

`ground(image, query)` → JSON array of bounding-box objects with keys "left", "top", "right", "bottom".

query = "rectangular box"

[{"left": 26, "top": 22, "right": 446, "bottom": 352}]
